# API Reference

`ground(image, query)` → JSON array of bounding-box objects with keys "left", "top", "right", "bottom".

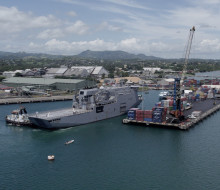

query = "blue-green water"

[{"left": 1, "top": 90, "right": 220, "bottom": 190}]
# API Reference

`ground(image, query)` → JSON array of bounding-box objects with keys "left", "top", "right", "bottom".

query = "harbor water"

[{"left": 1, "top": 90, "right": 220, "bottom": 190}]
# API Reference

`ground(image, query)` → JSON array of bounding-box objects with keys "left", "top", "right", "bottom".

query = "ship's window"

[
  {"left": 96, "top": 106, "right": 104, "bottom": 113},
  {"left": 80, "top": 91, "right": 84, "bottom": 95}
]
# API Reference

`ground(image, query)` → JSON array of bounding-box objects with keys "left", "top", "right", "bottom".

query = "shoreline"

[{"left": 0, "top": 95, "right": 73, "bottom": 105}]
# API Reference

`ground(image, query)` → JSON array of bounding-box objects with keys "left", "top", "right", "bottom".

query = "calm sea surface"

[{"left": 1, "top": 90, "right": 220, "bottom": 190}]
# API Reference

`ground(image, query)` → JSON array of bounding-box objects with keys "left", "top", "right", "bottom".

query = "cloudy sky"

[{"left": 1, "top": 0, "right": 220, "bottom": 58}]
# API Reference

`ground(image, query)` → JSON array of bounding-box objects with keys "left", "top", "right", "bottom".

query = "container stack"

[
  {"left": 127, "top": 109, "right": 138, "bottom": 120},
  {"left": 161, "top": 100, "right": 170, "bottom": 108},
  {"left": 136, "top": 110, "right": 144, "bottom": 121},
  {"left": 144, "top": 110, "right": 153, "bottom": 122},
  {"left": 160, "top": 99, "right": 172, "bottom": 111},
  {"left": 152, "top": 107, "right": 167, "bottom": 123}
]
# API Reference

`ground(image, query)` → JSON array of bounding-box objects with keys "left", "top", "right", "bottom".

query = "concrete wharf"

[
  {"left": 123, "top": 99, "right": 220, "bottom": 130},
  {"left": 0, "top": 95, "right": 73, "bottom": 105}
]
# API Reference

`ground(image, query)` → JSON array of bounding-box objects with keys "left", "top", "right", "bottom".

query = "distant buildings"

[
  {"left": 65, "top": 66, "right": 109, "bottom": 78},
  {"left": 3, "top": 70, "right": 23, "bottom": 78},
  {"left": 3, "top": 66, "right": 109, "bottom": 79},
  {"left": 3, "top": 69, "right": 47, "bottom": 78},
  {"left": 2, "top": 77, "right": 96, "bottom": 91},
  {"left": 143, "top": 67, "right": 161, "bottom": 73},
  {"left": 44, "top": 67, "right": 67, "bottom": 78},
  {"left": 63, "top": 67, "right": 89, "bottom": 78},
  {"left": 157, "top": 78, "right": 175, "bottom": 86}
]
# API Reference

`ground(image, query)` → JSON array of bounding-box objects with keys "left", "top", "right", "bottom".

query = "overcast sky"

[{"left": 1, "top": 0, "right": 220, "bottom": 59}]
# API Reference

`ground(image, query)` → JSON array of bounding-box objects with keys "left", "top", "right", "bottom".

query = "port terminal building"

[{"left": 2, "top": 77, "right": 96, "bottom": 91}]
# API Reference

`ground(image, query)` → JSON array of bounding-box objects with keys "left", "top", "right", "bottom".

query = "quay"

[
  {"left": 123, "top": 99, "right": 220, "bottom": 130},
  {"left": 0, "top": 95, "right": 73, "bottom": 105}
]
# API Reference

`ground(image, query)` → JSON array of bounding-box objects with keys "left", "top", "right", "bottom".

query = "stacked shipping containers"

[
  {"left": 144, "top": 110, "right": 153, "bottom": 122},
  {"left": 127, "top": 109, "right": 153, "bottom": 122},
  {"left": 127, "top": 108, "right": 139, "bottom": 120},
  {"left": 152, "top": 107, "right": 167, "bottom": 123},
  {"left": 136, "top": 110, "right": 144, "bottom": 121}
]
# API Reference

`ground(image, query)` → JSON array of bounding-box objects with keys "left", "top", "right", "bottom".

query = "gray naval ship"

[{"left": 28, "top": 85, "right": 141, "bottom": 129}]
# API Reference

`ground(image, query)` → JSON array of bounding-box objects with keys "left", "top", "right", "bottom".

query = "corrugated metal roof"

[
  {"left": 46, "top": 68, "right": 67, "bottom": 74},
  {"left": 71, "top": 66, "right": 95, "bottom": 74},
  {"left": 56, "top": 68, "right": 67, "bottom": 74},
  {"left": 3, "top": 77, "right": 85, "bottom": 85},
  {"left": 92, "top": 66, "right": 102, "bottom": 74}
]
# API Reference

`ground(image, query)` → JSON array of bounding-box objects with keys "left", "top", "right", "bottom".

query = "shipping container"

[
  {"left": 144, "top": 118, "right": 152, "bottom": 122},
  {"left": 144, "top": 110, "right": 152, "bottom": 115},
  {"left": 127, "top": 110, "right": 136, "bottom": 120}
]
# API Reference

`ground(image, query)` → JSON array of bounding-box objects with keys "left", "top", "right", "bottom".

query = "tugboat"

[{"left": 5, "top": 106, "right": 32, "bottom": 126}]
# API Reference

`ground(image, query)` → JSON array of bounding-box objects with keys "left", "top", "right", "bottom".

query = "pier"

[
  {"left": 0, "top": 95, "right": 73, "bottom": 105},
  {"left": 123, "top": 99, "right": 220, "bottom": 130}
]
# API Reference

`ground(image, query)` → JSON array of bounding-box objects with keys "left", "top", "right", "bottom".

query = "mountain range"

[
  {"left": 0, "top": 51, "right": 62, "bottom": 59},
  {"left": 0, "top": 50, "right": 161, "bottom": 60},
  {"left": 76, "top": 50, "right": 161, "bottom": 60}
]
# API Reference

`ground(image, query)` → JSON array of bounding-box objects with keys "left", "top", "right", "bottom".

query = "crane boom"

[
  {"left": 181, "top": 26, "right": 195, "bottom": 82},
  {"left": 172, "top": 26, "right": 195, "bottom": 119}
]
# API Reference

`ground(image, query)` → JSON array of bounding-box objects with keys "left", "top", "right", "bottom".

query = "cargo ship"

[{"left": 28, "top": 85, "right": 141, "bottom": 129}]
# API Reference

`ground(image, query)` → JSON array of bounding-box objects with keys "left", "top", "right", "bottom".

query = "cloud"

[
  {"left": 199, "top": 23, "right": 215, "bottom": 29},
  {"left": 0, "top": 6, "right": 60, "bottom": 34},
  {"left": 65, "top": 20, "right": 89, "bottom": 35},
  {"left": 37, "top": 20, "right": 89, "bottom": 39},
  {"left": 45, "top": 39, "right": 73, "bottom": 52},
  {"left": 97, "top": 22, "right": 121, "bottom": 31},
  {"left": 28, "top": 37, "right": 148, "bottom": 55},
  {"left": 27, "top": 37, "right": 181, "bottom": 58},
  {"left": 100, "top": 0, "right": 150, "bottom": 10},
  {"left": 43, "top": 38, "right": 114, "bottom": 54},
  {"left": 2, "top": 1, "right": 220, "bottom": 59},
  {"left": 199, "top": 39, "right": 220, "bottom": 51},
  {"left": 58, "top": 0, "right": 91, "bottom": 6},
  {"left": 193, "top": 0, "right": 220, "bottom": 5},
  {"left": 150, "top": 42, "right": 170, "bottom": 52},
  {"left": 37, "top": 29, "right": 64, "bottom": 39},
  {"left": 25, "top": 36, "right": 220, "bottom": 59},
  {"left": 118, "top": 38, "right": 140, "bottom": 50},
  {"left": 67, "top": 11, "right": 77, "bottom": 17}
]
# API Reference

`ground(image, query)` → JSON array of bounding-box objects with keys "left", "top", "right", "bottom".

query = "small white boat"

[
  {"left": 48, "top": 155, "right": 55, "bottom": 161},
  {"left": 65, "top": 139, "right": 74, "bottom": 145}
]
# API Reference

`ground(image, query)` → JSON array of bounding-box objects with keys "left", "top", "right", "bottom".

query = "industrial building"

[{"left": 2, "top": 77, "right": 96, "bottom": 91}]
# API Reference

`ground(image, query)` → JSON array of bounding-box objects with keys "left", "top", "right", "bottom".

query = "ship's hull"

[{"left": 28, "top": 86, "right": 141, "bottom": 129}]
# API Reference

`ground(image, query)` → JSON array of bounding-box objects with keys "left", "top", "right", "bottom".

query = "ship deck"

[{"left": 29, "top": 108, "right": 91, "bottom": 120}]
